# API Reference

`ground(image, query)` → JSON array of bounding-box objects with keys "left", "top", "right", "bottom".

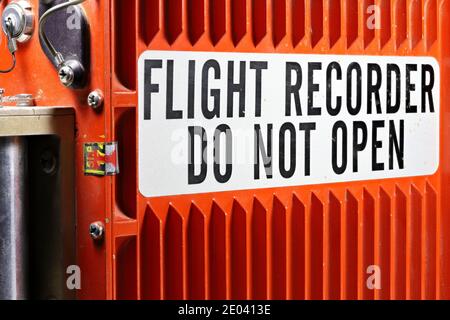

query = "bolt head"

[
  {"left": 89, "top": 222, "right": 104, "bottom": 241},
  {"left": 87, "top": 90, "right": 104, "bottom": 110},
  {"left": 58, "top": 65, "right": 75, "bottom": 87}
]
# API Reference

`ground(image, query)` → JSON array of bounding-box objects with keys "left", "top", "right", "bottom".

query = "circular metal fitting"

[
  {"left": 87, "top": 90, "right": 104, "bottom": 110},
  {"left": 1, "top": 0, "right": 35, "bottom": 43},
  {"left": 89, "top": 221, "right": 105, "bottom": 241},
  {"left": 15, "top": 93, "right": 33, "bottom": 106}
]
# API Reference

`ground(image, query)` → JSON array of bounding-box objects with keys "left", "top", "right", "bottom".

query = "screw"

[
  {"left": 89, "top": 221, "right": 105, "bottom": 241},
  {"left": 58, "top": 65, "right": 74, "bottom": 87},
  {"left": 87, "top": 90, "right": 104, "bottom": 110}
]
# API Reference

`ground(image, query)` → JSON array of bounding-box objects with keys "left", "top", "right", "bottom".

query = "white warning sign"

[{"left": 138, "top": 51, "right": 440, "bottom": 198}]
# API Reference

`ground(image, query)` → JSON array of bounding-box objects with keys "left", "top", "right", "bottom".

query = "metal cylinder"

[{"left": 0, "top": 137, "right": 27, "bottom": 300}]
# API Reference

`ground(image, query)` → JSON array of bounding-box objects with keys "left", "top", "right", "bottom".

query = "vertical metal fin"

[
  {"left": 187, "top": 203, "right": 206, "bottom": 299},
  {"left": 230, "top": 199, "right": 247, "bottom": 299},
  {"left": 164, "top": 205, "right": 184, "bottom": 299}
]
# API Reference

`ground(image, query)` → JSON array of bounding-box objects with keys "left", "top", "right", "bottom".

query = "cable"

[
  {"left": 39, "top": 0, "right": 87, "bottom": 66},
  {"left": 0, "top": 52, "right": 15, "bottom": 73}
]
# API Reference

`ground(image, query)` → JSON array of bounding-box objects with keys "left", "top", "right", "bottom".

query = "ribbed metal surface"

[
  {"left": 111, "top": 0, "right": 447, "bottom": 300},
  {"left": 113, "top": 0, "right": 440, "bottom": 92},
  {"left": 138, "top": 183, "right": 438, "bottom": 300},
  {"left": 135, "top": 0, "right": 437, "bottom": 49}
]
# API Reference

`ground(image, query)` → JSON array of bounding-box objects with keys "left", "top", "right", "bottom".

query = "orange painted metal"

[
  {"left": 1, "top": 0, "right": 450, "bottom": 300},
  {"left": 0, "top": 0, "right": 112, "bottom": 299}
]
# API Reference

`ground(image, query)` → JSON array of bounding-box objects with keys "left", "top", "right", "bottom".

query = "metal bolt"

[
  {"left": 58, "top": 65, "right": 74, "bottom": 87},
  {"left": 89, "top": 221, "right": 105, "bottom": 241},
  {"left": 15, "top": 94, "right": 33, "bottom": 107},
  {"left": 87, "top": 90, "right": 104, "bottom": 110}
]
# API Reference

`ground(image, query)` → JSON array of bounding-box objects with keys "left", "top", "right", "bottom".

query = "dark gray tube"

[{"left": 0, "top": 137, "right": 27, "bottom": 300}]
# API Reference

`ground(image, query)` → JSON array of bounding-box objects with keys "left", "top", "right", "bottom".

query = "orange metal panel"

[
  {"left": 109, "top": 0, "right": 450, "bottom": 300},
  {"left": 1, "top": 0, "right": 449, "bottom": 300}
]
